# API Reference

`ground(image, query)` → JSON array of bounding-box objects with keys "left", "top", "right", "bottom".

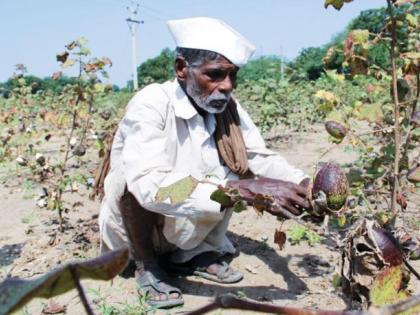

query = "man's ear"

[{"left": 175, "top": 57, "right": 188, "bottom": 83}]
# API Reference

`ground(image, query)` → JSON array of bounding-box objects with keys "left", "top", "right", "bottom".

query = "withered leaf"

[
  {"left": 274, "top": 229, "right": 286, "bottom": 250},
  {"left": 41, "top": 299, "right": 66, "bottom": 314},
  {"left": 56, "top": 52, "right": 69, "bottom": 63},
  {"left": 0, "top": 248, "right": 129, "bottom": 315}
]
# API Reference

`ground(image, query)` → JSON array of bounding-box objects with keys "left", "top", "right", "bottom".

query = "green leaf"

[
  {"left": 355, "top": 103, "right": 383, "bottom": 123},
  {"left": 337, "top": 215, "right": 346, "bottom": 228},
  {"left": 210, "top": 189, "right": 232, "bottom": 206},
  {"left": 326, "top": 110, "right": 346, "bottom": 123},
  {"left": 0, "top": 248, "right": 129, "bottom": 315},
  {"left": 370, "top": 266, "right": 418, "bottom": 314},
  {"left": 155, "top": 176, "right": 199, "bottom": 204},
  {"left": 62, "top": 59, "right": 76, "bottom": 68},
  {"left": 233, "top": 200, "right": 247, "bottom": 213},
  {"left": 406, "top": 13, "right": 418, "bottom": 28},
  {"left": 94, "top": 83, "right": 105, "bottom": 93},
  {"left": 79, "top": 47, "right": 90, "bottom": 56},
  {"left": 288, "top": 224, "right": 306, "bottom": 244},
  {"left": 351, "top": 30, "right": 370, "bottom": 45},
  {"left": 77, "top": 37, "right": 88, "bottom": 47}
]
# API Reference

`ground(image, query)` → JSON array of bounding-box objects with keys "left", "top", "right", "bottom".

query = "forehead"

[{"left": 198, "top": 55, "right": 237, "bottom": 71}]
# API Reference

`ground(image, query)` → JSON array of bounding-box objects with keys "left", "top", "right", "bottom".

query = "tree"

[
  {"left": 289, "top": 47, "right": 327, "bottom": 81},
  {"left": 136, "top": 48, "right": 175, "bottom": 88},
  {"left": 236, "top": 56, "right": 283, "bottom": 84}
]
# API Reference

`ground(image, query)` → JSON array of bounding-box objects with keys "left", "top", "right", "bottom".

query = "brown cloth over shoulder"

[
  {"left": 90, "top": 98, "right": 249, "bottom": 201},
  {"left": 214, "top": 98, "right": 249, "bottom": 176}
]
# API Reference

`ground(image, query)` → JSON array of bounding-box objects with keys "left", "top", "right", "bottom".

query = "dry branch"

[{"left": 186, "top": 293, "right": 420, "bottom": 315}]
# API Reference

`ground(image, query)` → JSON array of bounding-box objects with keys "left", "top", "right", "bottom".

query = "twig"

[
  {"left": 355, "top": 126, "right": 395, "bottom": 137},
  {"left": 386, "top": 0, "right": 401, "bottom": 226},
  {"left": 186, "top": 293, "right": 420, "bottom": 315},
  {"left": 186, "top": 294, "right": 362, "bottom": 315},
  {"left": 404, "top": 258, "right": 420, "bottom": 280},
  {"left": 377, "top": 294, "right": 420, "bottom": 315},
  {"left": 69, "top": 265, "right": 95, "bottom": 315}
]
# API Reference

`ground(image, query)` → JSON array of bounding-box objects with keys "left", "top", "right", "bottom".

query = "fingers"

[
  {"left": 290, "top": 182, "right": 309, "bottom": 197},
  {"left": 291, "top": 193, "right": 311, "bottom": 209},
  {"left": 283, "top": 202, "right": 301, "bottom": 216}
]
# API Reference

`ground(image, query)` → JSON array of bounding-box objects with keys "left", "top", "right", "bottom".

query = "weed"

[{"left": 288, "top": 224, "right": 323, "bottom": 246}]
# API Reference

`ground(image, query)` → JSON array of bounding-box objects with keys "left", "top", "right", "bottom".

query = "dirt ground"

[{"left": 0, "top": 124, "right": 418, "bottom": 315}]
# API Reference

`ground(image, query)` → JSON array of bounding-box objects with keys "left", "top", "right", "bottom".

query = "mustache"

[{"left": 206, "top": 93, "right": 231, "bottom": 104}]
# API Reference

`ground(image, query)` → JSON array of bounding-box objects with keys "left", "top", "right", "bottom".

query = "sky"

[{"left": 0, "top": 0, "right": 386, "bottom": 87}]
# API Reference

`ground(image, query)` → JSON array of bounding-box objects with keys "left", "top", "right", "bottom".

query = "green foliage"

[
  {"left": 288, "top": 224, "right": 323, "bottom": 246},
  {"left": 289, "top": 47, "right": 327, "bottom": 81},
  {"left": 137, "top": 48, "right": 175, "bottom": 88},
  {"left": 235, "top": 72, "right": 373, "bottom": 133},
  {"left": 237, "top": 56, "right": 283, "bottom": 84}
]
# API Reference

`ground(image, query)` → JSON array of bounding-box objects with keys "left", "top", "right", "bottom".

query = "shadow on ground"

[
  {"left": 168, "top": 231, "right": 308, "bottom": 302},
  {"left": 0, "top": 243, "right": 24, "bottom": 268}
]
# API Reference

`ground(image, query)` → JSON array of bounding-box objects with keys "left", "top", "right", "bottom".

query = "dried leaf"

[
  {"left": 0, "top": 248, "right": 129, "bottom": 315},
  {"left": 396, "top": 192, "right": 407, "bottom": 209},
  {"left": 155, "top": 176, "right": 199, "bottom": 204},
  {"left": 51, "top": 72, "right": 62, "bottom": 80},
  {"left": 324, "top": 0, "right": 353, "bottom": 10},
  {"left": 56, "top": 52, "right": 69, "bottom": 63},
  {"left": 274, "top": 229, "right": 286, "bottom": 250},
  {"left": 244, "top": 265, "right": 258, "bottom": 274},
  {"left": 41, "top": 299, "right": 66, "bottom": 314},
  {"left": 370, "top": 225, "right": 404, "bottom": 266}
]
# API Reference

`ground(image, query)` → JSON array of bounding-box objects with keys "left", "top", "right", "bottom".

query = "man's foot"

[
  {"left": 193, "top": 260, "right": 243, "bottom": 283},
  {"left": 160, "top": 252, "right": 243, "bottom": 284},
  {"left": 135, "top": 269, "right": 184, "bottom": 309}
]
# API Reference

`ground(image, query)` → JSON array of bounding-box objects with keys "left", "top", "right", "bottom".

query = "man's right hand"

[{"left": 226, "top": 177, "right": 311, "bottom": 217}]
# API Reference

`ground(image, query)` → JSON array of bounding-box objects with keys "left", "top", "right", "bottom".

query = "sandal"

[
  {"left": 161, "top": 252, "right": 243, "bottom": 284},
  {"left": 193, "top": 260, "right": 243, "bottom": 283},
  {"left": 136, "top": 271, "right": 184, "bottom": 309}
]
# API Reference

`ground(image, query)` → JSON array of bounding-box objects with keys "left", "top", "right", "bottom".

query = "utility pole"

[
  {"left": 279, "top": 45, "right": 284, "bottom": 81},
  {"left": 126, "top": 2, "right": 143, "bottom": 91}
]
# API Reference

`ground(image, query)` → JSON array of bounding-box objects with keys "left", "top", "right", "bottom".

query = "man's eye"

[{"left": 205, "top": 70, "right": 226, "bottom": 81}]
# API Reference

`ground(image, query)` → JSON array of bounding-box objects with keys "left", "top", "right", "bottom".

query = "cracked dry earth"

[{"left": 0, "top": 124, "right": 418, "bottom": 315}]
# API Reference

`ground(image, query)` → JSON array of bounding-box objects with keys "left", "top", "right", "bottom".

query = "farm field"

[
  {"left": 0, "top": 123, "right": 418, "bottom": 314},
  {"left": 1, "top": 0, "right": 419, "bottom": 314}
]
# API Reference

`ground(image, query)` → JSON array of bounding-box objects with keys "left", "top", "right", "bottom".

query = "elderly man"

[{"left": 99, "top": 17, "right": 310, "bottom": 308}]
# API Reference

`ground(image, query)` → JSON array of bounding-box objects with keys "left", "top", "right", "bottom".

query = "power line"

[{"left": 139, "top": 4, "right": 169, "bottom": 21}]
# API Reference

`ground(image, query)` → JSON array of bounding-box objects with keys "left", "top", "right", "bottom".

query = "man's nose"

[{"left": 218, "top": 75, "right": 234, "bottom": 94}]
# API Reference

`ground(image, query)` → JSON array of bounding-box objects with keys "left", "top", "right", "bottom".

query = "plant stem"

[
  {"left": 69, "top": 265, "right": 95, "bottom": 315},
  {"left": 186, "top": 293, "right": 420, "bottom": 315},
  {"left": 386, "top": 0, "right": 400, "bottom": 225}
]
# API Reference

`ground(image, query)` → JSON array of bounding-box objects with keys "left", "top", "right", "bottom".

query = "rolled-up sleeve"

[
  {"left": 236, "top": 101, "right": 308, "bottom": 184},
  {"left": 121, "top": 85, "right": 223, "bottom": 217}
]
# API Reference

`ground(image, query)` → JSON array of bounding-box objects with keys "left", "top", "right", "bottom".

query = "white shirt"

[{"left": 100, "top": 79, "right": 307, "bottom": 254}]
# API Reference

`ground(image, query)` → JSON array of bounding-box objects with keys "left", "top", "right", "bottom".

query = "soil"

[{"left": 0, "top": 124, "right": 418, "bottom": 315}]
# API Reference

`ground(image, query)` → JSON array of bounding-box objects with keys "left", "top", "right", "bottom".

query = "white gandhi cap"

[{"left": 166, "top": 17, "right": 256, "bottom": 67}]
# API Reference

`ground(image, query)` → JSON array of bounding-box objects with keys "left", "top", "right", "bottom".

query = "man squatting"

[{"left": 99, "top": 17, "right": 311, "bottom": 308}]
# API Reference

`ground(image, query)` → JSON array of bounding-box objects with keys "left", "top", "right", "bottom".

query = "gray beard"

[{"left": 185, "top": 75, "right": 231, "bottom": 114}]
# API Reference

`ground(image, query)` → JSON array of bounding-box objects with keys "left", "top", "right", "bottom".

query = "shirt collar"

[{"left": 172, "top": 79, "right": 198, "bottom": 120}]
